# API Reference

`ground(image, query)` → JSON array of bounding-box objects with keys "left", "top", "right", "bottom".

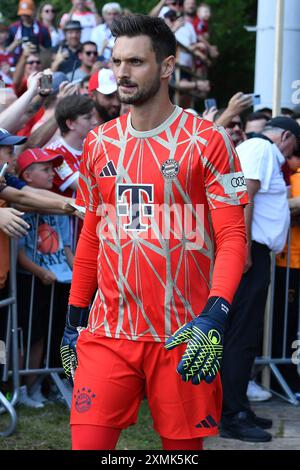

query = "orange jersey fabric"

[
  {"left": 73, "top": 107, "right": 248, "bottom": 342},
  {"left": 277, "top": 170, "right": 300, "bottom": 268}
]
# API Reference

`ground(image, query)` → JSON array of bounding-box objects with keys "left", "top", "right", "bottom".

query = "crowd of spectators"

[{"left": 0, "top": 0, "right": 300, "bottom": 444}]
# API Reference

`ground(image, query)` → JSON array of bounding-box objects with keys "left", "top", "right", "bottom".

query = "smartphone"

[
  {"left": 245, "top": 93, "right": 261, "bottom": 106},
  {"left": 40, "top": 73, "right": 53, "bottom": 90},
  {"left": 204, "top": 98, "right": 217, "bottom": 110},
  {"left": 0, "top": 162, "right": 8, "bottom": 177}
]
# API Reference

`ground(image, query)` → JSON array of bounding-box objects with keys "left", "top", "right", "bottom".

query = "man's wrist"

[
  {"left": 201, "top": 296, "right": 230, "bottom": 326},
  {"left": 67, "top": 305, "right": 89, "bottom": 328}
]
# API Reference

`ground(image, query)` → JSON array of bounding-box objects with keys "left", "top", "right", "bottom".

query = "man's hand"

[
  {"left": 60, "top": 306, "right": 89, "bottom": 385},
  {"left": 57, "top": 81, "right": 79, "bottom": 102},
  {"left": 0, "top": 207, "right": 29, "bottom": 237},
  {"left": 165, "top": 297, "right": 230, "bottom": 385},
  {"left": 38, "top": 267, "right": 57, "bottom": 285},
  {"left": 203, "top": 106, "right": 218, "bottom": 122},
  {"left": 227, "top": 92, "right": 253, "bottom": 117},
  {"left": 27, "top": 71, "right": 44, "bottom": 95}
]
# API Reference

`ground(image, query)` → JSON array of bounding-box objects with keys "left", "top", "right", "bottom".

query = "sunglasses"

[
  {"left": 84, "top": 51, "right": 98, "bottom": 56},
  {"left": 26, "top": 60, "right": 41, "bottom": 65},
  {"left": 227, "top": 121, "right": 242, "bottom": 129},
  {"left": 44, "top": 8, "right": 55, "bottom": 13}
]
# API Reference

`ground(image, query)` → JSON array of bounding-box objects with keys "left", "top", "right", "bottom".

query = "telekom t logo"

[{"left": 117, "top": 183, "right": 154, "bottom": 231}]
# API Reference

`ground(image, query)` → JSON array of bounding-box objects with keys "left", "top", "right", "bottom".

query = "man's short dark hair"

[
  {"left": 55, "top": 95, "right": 94, "bottom": 135},
  {"left": 245, "top": 112, "right": 269, "bottom": 123},
  {"left": 79, "top": 41, "right": 98, "bottom": 53},
  {"left": 110, "top": 14, "right": 177, "bottom": 63}
]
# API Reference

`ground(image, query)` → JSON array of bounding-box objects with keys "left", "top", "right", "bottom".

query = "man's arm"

[
  {"left": 0, "top": 72, "right": 43, "bottom": 133},
  {"left": 18, "top": 248, "right": 57, "bottom": 284},
  {"left": 215, "top": 92, "right": 253, "bottom": 128},
  {"left": 68, "top": 210, "right": 99, "bottom": 307},
  {"left": 0, "top": 185, "right": 75, "bottom": 215},
  {"left": 149, "top": 0, "right": 166, "bottom": 17},
  {"left": 243, "top": 179, "right": 260, "bottom": 272}
]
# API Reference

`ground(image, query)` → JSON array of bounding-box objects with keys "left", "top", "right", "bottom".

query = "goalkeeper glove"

[
  {"left": 60, "top": 305, "right": 89, "bottom": 385},
  {"left": 164, "top": 297, "right": 230, "bottom": 385}
]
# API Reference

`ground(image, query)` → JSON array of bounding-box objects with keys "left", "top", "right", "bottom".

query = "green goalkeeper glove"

[
  {"left": 164, "top": 297, "right": 230, "bottom": 385},
  {"left": 60, "top": 305, "right": 89, "bottom": 385}
]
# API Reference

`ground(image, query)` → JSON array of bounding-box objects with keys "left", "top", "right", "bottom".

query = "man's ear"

[
  {"left": 22, "top": 169, "right": 32, "bottom": 183},
  {"left": 161, "top": 55, "right": 176, "bottom": 80},
  {"left": 66, "top": 118, "right": 75, "bottom": 132}
]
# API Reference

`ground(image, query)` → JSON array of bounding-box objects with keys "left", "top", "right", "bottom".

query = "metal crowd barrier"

[
  {"left": 0, "top": 239, "right": 18, "bottom": 437},
  {"left": 0, "top": 214, "right": 77, "bottom": 436},
  {"left": 256, "top": 228, "right": 300, "bottom": 405}
]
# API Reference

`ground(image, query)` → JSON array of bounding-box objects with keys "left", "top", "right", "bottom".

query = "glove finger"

[
  {"left": 165, "top": 323, "right": 193, "bottom": 350},
  {"left": 191, "top": 354, "right": 212, "bottom": 384},
  {"left": 204, "top": 357, "right": 221, "bottom": 384},
  {"left": 60, "top": 344, "right": 72, "bottom": 379},
  {"left": 191, "top": 355, "right": 220, "bottom": 385},
  {"left": 70, "top": 350, "right": 78, "bottom": 385},
  {"left": 176, "top": 337, "right": 203, "bottom": 375},
  {"left": 190, "top": 352, "right": 214, "bottom": 385}
]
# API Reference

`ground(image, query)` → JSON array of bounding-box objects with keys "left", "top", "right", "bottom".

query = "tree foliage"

[{"left": 1, "top": 0, "right": 258, "bottom": 105}]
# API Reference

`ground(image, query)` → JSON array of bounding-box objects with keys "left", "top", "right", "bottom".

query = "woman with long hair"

[{"left": 38, "top": 3, "right": 61, "bottom": 48}]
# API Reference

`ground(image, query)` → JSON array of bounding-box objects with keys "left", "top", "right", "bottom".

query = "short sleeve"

[
  {"left": 47, "top": 148, "right": 80, "bottom": 193},
  {"left": 203, "top": 126, "right": 249, "bottom": 210},
  {"left": 75, "top": 132, "right": 100, "bottom": 213},
  {"left": 236, "top": 139, "right": 273, "bottom": 191},
  {"left": 5, "top": 173, "right": 27, "bottom": 190}
]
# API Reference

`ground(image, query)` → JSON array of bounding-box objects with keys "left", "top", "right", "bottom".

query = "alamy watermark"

[
  {"left": 292, "top": 80, "right": 300, "bottom": 105},
  {"left": 0, "top": 340, "right": 6, "bottom": 365},
  {"left": 291, "top": 340, "right": 300, "bottom": 365},
  {"left": 95, "top": 202, "right": 206, "bottom": 250}
]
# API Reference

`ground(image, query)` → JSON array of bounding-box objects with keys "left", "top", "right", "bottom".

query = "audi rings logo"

[{"left": 231, "top": 176, "right": 245, "bottom": 188}]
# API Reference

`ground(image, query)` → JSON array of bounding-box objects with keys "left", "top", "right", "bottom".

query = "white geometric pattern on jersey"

[{"left": 84, "top": 111, "right": 246, "bottom": 341}]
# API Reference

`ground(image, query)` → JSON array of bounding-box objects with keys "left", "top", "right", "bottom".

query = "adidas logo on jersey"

[{"left": 100, "top": 161, "right": 117, "bottom": 177}]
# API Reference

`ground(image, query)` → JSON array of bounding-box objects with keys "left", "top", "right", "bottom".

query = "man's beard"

[
  {"left": 117, "top": 73, "right": 161, "bottom": 105},
  {"left": 94, "top": 102, "right": 120, "bottom": 122}
]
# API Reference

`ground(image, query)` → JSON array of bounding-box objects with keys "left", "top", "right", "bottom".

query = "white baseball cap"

[{"left": 88, "top": 68, "right": 117, "bottom": 95}]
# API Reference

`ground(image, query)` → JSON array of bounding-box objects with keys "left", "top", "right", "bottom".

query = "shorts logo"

[
  {"left": 195, "top": 415, "right": 218, "bottom": 429},
  {"left": 74, "top": 387, "right": 96, "bottom": 413},
  {"left": 161, "top": 159, "right": 179, "bottom": 179}
]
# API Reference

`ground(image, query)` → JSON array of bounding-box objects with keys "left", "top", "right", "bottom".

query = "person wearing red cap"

[
  {"left": 88, "top": 68, "right": 120, "bottom": 124},
  {"left": 15, "top": 147, "right": 74, "bottom": 407}
]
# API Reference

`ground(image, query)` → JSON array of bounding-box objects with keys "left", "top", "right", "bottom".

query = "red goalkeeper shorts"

[{"left": 70, "top": 330, "right": 222, "bottom": 440}]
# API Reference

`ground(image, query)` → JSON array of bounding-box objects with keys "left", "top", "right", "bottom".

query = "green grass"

[{"left": 0, "top": 399, "right": 161, "bottom": 450}]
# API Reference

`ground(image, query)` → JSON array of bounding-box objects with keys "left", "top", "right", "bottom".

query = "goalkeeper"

[{"left": 60, "top": 14, "right": 248, "bottom": 451}]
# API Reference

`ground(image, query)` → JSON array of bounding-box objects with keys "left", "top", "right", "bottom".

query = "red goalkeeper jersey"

[{"left": 76, "top": 106, "right": 248, "bottom": 342}]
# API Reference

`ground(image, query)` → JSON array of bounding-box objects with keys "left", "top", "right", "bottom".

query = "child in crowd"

[
  {"left": 194, "top": 2, "right": 211, "bottom": 40},
  {"left": 16, "top": 148, "right": 73, "bottom": 407}
]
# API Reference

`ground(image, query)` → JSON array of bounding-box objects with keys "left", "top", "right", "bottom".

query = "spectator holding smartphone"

[{"left": 7, "top": 0, "right": 51, "bottom": 62}]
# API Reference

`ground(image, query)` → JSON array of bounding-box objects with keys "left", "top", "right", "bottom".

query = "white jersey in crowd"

[{"left": 236, "top": 137, "right": 290, "bottom": 253}]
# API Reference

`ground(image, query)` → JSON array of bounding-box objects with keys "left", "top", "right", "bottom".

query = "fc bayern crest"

[{"left": 161, "top": 159, "right": 179, "bottom": 179}]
